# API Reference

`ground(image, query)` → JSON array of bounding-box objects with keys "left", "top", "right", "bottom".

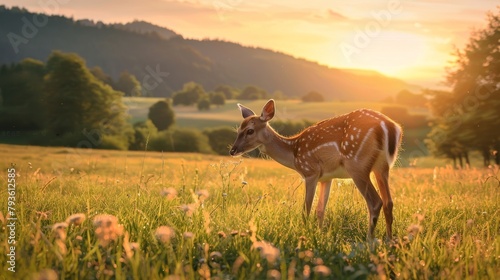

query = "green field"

[{"left": 1, "top": 144, "right": 499, "bottom": 279}]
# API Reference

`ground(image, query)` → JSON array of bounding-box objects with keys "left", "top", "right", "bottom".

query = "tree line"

[
  {"left": 0, "top": 51, "right": 331, "bottom": 155},
  {"left": 425, "top": 7, "right": 500, "bottom": 167}
]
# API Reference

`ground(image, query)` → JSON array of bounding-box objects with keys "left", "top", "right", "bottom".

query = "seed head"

[
  {"left": 155, "top": 226, "right": 175, "bottom": 244},
  {"left": 93, "top": 214, "right": 124, "bottom": 247},
  {"left": 161, "top": 187, "right": 178, "bottom": 200},
  {"left": 65, "top": 213, "right": 86, "bottom": 226}
]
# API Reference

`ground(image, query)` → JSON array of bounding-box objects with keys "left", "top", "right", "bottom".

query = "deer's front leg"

[
  {"left": 316, "top": 180, "right": 332, "bottom": 227},
  {"left": 303, "top": 176, "right": 318, "bottom": 221}
]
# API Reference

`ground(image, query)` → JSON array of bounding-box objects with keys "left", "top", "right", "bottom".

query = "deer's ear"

[
  {"left": 237, "top": 103, "right": 256, "bottom": 119},
  {"left": 260, "top": 99, "right": 275, "bottom": 122}
]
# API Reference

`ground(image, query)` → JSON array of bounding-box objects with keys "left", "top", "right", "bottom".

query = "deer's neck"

[{"left": 259, "top": 125, "right": 297, "bottom": 170}]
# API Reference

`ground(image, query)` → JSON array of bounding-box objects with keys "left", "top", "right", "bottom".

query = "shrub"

[
  {"left": 204, "top": 127, "right": 235, "bottom": 155},
  {"left": 149, "top": 128, "right": 213, "bottom": 153}
]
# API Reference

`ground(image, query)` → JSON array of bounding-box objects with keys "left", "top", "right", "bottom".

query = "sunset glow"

[{"left": 2, "top": 0, "right": 498, "bottom": 87}]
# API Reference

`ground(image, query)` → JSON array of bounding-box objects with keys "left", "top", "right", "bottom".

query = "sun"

[{"left": 350, "top": 31, "right": 428, "bottom": 76}]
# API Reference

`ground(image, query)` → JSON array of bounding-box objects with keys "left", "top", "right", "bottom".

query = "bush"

[
  {"left": 99, "top": 135, "right": 130, "bottom": 150},
  {"left": 271, "top": 119, "right": 314, "bottom": 136},
  {"left": 149, "top": 128, "right": 213, "bottom": 153},
  {"left": 197, "top": 98, "right": 211, "bottom": 111},
  {"left": 381, "top": 106, "right": 427, "bottom": 129},
  {"left": 302, "top": 91, "right": 324, "bottom": 102},
  {"left": 204, "top": 127, "right": 236, "bottom": 155},
  {"left": 129, "top": 120, "right": 158, "bottom": 151}
]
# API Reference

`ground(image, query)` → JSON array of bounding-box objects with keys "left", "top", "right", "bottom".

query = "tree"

[
  {"left": 426, "top": 8, "right": 500, "bottom": 166},
  {"left": 395, "top": 90, "right": 427, "bottom": 107},
  {"left": 44, "top": 51, "right": 133, "bottom": 147},
  {"left": 0, "top": 58, "right": 46, "bottom": 130},
  {"left": 90, "top": 67, "right": 115, "bottom": 89},
  {"left": 210, "top": 92, "right": 226, "bottom": 106},
  {"left": 213, "top": 85, "right": 238, "bottom": 99},
  {"left": 302, "top": 91, "right": 325, "bottom": 102},
  {"left": 115, "top": 71, "right": 141, "bottom": 97},
  {"left": 172, "top": 82, "right": 207, "bottom": 106},
  {"left": 197, "top": 98, "right": 211, "bottom": 111},
  {"left": 148, "top": 100, "right": 175, "bottom": 131},
  {"left": 204, "top": 127, "right": 235, "bottom": 155},
  {"left": 239, "top": 85, "right": 268, "bottom": 100}
]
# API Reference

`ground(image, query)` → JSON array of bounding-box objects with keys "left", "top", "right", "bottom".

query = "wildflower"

[
  {"left": 303, "top": 265, "right": 311, "bottom": 279},
  {"left": 210, "top": 251, "right": 222, "bottom": 260},
  {"left": 55, "top": 239, "right": 67, "bottom": 256},
  {"left": 230, "top": 230, "right": 239, "bottom": 236},
  {"left": 196, "top": 189, "right": 210, "bottom": 202},
  {"left": 251, "top": 241, "right": 280, "bottom": 264},
  {"left": 32, "top": 269, "right": 58, "bottom": 280},
  {"left": 180, "top": 204, "right": 197, "bottom": 216},
  {"left": 217, "top": 231, "right": 227, "bottom": 238},
  {"left": 155, "top": 226, "right": 175, "bottom": 244},
  {"left": 93, "top": 214, "right": 124, "bottom": 247},
  {"left": 198, "top": 263, "right": 210, "bottom": 279},
  {"left": 65, "top": 213, "right": 86, "bottom": 226},
  {"left": 407, "top": 224, "right": 422, "bottom": 236},
  {"left": 123, "top": 232, "right": 139, "bottom": 259},
  {"left": 313, "top": 265, "right": 331, "bottom": 277},
  {"left": 413, "top": 213, "right": 424, "bottom": 222},
  {"left": 448, "top": 233, "right": 461, "bottom": 248},
  {"left": 52, "top": 222, "right": 68, "bottom": 241},
  {"left": 466, "top": 219, "right": 474, "bottom": 227},
  {"left": 183, "top": 231, "right": 194, "bottom": 239},
  {"left": 267, "top": 269, "right": 281, "bottom": 279},
  {"left": 161, "top": 187, "right": 178, "bottom": 200},
  {"left": 36, "top": 211, "right": 50, "bottom": 220}
]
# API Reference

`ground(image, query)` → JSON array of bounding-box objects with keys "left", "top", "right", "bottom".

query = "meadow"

[{"left": 1, "top": 144, "right": 499, "bottom": 279}]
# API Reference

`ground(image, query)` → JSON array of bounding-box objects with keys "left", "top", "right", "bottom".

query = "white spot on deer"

[{"left": 355, "top": 127, "right": 375, "bottom": 161}]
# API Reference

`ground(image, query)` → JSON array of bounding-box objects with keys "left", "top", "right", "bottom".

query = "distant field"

[
  {"left": 123, "top": 98, "right": 428, "bottom": 129},
  {"left": 1, "top": 144, "right": 498, "bottom": 279}
]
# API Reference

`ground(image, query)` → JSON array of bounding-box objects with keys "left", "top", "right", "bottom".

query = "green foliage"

[
  {"left": 426, "top": 8, "right": 500, "bottom": 166},
  {"left": 129, "top": 120, "right": 158, "bottom": 151},
  {"left": 149, "top": 128, "right": 213, "bottom": 153},
  {"left": 239, "top": 85, "right": 268, "bottom": 100},
  {"left": 172, "top": 82, "right": 207, "bottom": 106},
  {"left": 271, "top": 119, "right": 315, "bottom": 136},
  {"left": 90, "top": 66, "right": 115, "bottom": 88},
  {"left": 0, "top": 58, "right": 46, "bottom": 130},
  {"left": 197, "top": 97, "right": 211, "bottom": 111},
  {"left": 210, "top": 92, "right": 226, "bottom": 106},
  {"left": 395, "top": 90, "right": 427, "bottom": 107},
  {"left": 115, "top": 71, "right": 141, "bottom": 97},
  {"left": 203, "top": 127, "right": 235, "bottom": 155},
  {"left": 148, "top": 99, "right": 175, "bottom": 131},
  {"left": 302, "top": 91, "right": 325, "bottom": 102},
  {"left": 43, "top": 51, "right": 133, "bottom": 148},
  {"left": 213, "top": 84, "right": 239, "bottom": 99},
  {"left": 381, "top": 106, "right": 427, "bottom": 129}
]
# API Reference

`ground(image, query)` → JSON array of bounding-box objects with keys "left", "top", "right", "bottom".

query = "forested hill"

[{"left": 0, "top": 6, "right": 414, "bottom": 99}]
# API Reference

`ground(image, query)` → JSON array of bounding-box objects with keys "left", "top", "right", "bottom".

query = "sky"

[{"left": 2, "top": 0, "right": 499, "bottom": 88}]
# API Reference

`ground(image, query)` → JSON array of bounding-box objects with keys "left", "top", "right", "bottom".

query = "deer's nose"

[{"left": 229, "top": 147, "right": 238, "bottom": 156}]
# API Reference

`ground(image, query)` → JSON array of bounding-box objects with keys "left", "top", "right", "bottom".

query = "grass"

[{"left": 1, "top": 144, "right": 499, "bottom": 279}]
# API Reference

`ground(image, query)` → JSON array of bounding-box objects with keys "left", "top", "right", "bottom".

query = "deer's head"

[{"left": 229, "top": 99, "right": 275, "bottom": 156}]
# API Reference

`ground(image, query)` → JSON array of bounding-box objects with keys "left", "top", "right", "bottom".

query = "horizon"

[{"left": 2, "top": 1, "right": 499, "bottom": 89}]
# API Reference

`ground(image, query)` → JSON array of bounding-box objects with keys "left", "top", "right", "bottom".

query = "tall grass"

[{"left": 0, "top": 144, "right": 499, "bottom": 279}]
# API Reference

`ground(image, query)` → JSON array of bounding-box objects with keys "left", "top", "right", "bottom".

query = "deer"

[{"left": 229, "top": 99, "right": 402, "bottom": 240}]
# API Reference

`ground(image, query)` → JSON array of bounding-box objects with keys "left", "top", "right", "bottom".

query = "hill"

[{"left": 0, "top": 6, "right": 417, "bottom": 100}]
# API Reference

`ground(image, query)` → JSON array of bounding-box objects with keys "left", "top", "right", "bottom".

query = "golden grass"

[{"left": 0, "top": 144, "right": 499, "bottom": 279}]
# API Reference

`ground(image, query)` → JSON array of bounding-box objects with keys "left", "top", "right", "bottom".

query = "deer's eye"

[{"left": 246, "top": 129, "right": 254, "bottom": 135}]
